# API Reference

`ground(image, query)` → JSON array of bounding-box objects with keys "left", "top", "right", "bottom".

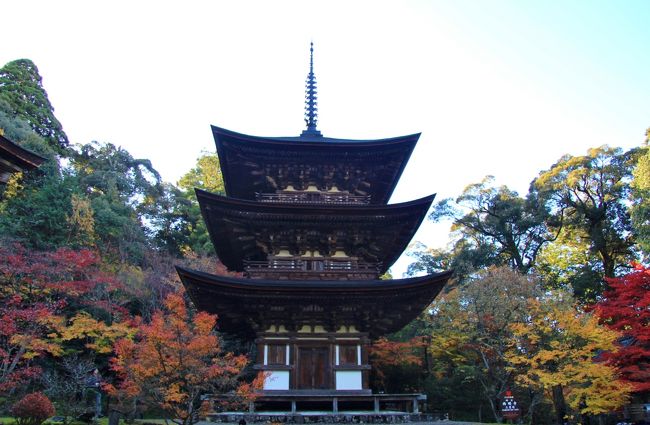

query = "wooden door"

[{"left": 297, "top": 347, "right": 329, "bottom": 389}]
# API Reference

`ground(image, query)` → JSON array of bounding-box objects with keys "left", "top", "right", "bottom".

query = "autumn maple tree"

[
  {"left": 424, "top": 267, "right": 541, "bottom": 422},
  {"left": 595, "top": 264, "right": 650, "bottom": 394},
  {"left": 508, "top": 290, "right": 631, "bottom": 423},
  {"left": 106, "top": 293, "right": 259, "bottom": 425},
  {"left": 369, "top": 337, "right": 424, "bottom": 391},
  {"left": 0, "top": 242, "right": 134, "bottom": 395}
]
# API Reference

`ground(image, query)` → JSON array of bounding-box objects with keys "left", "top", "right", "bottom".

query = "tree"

[
  {"left": 0, "top": 242, "right": 134, "bottom": 394},
  {"left": 0, "top": 169, "right": 75, "bottom": 250},
  {"left": 406, "top": 240, "right": 498, "bottom": 283},
  {"left": 177, "top": 153, "right": 225, "bottom": 195},
  {"left": 594, "top": 264, "right": 650, "bottom": 394},
  {"left": 429, "top": 176, "right": 556, "bottom": 277},
  {"left": 369, "top": 337, "right": 425, "bottom": 392},
  {"left": 106, "top": 293, "right": 258, "bottom": 425},
  {"left": 508, "top": 290, "right": 631, "bottom": 423},
  {"left": 630, "top": 129, "right": 650, "bottom": 259},
  {"left": 70, "top": 141, "right": 163, "bottom": 263},
  {"left": 11, "top": 392, "right": 55, "bottom": 425},
  {"left": 533, "top": 146, "right": 640, "bottom": 285},
  {"left": 423, "top": 267, "right": 541, "bottom": 422},
  {"left": 41, "top": 356, "right": 100, "bottom": 422},
  {"left": 174, "top": 153, "right": 225, "bottom": 256},
  {"left": 534, "top": 232, "right": 605, "bottom": 297},
  {"left": 0, "top": 59, "right": 69, "bottom": 150}
]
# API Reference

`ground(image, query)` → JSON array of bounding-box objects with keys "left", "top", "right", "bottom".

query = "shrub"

[{"left": 11, "top": 392, "right": 55, "bottom": 425}]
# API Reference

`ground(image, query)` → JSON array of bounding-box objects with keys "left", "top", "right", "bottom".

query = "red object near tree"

[
  {"left": 11, "top": 392, "right": 56, "bottom": 425},
  {"left": 594, "top": 264, "right": 650, "bottom": 393}
]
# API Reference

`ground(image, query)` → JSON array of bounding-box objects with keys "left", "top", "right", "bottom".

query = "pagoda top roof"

[
  {"left": 196, "top": 189, "right": 434, "bottom": 273},
  {"left": 214, "top": 124, "right": 421, "bottom": 144},
  {"left": 0, "top": 134, "right": 46, "bottom": 184},
  {"left": 177, "top": 265, "right": 452, "bottom": 338},
  {"left": 212, "top": 125, "right": 420, "bottom": 204}
]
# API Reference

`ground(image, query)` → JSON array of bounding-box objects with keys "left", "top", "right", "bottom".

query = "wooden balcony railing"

[
  {"left": 243, "top": 258, "right": 382, "bottom": 280},
  {"left": 256, "top": 191, "right": 370, "bottom": 205}
]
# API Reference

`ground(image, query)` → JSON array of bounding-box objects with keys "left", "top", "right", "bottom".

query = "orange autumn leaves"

[{"left": 105, "top": 293, "right": 257, "bottom": 425}]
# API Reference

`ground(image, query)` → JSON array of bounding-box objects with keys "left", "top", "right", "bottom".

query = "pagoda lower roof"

[
  {"left": 196, "top": 189, "right": 434, "bottom": 273},
  {"left": 0, "top": 135, "right": 45, "bottom": 184},
  {"left": 212, "top": 125, "right": 420, "bottom": 204},
  {"left": 176, "top": 265, "right": 452, "bottom": 339}
]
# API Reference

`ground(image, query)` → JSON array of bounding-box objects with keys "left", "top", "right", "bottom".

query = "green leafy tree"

[
  {"left": 69, "top": 141, "right": 163, "bottom": 263},
  {"left": 0, "top": 166, "right": 74, "bottom": 249},
  {"left": 0, "top": 59, "right": 69, "bottom": 151},
  {"left": 534, "top": 232, "right": 605, "bottom": 297},
  {"left": 631, "top": 129, "right": 650, "bottom": 259},
  {"left": 533, "top": 146, "right": 641, "bottom": 298},
  {"left": 175, "top": 153, "right": 225, "bottom": 256},
  {"left": 425, "top": 176, "right": 556, "bottom": 280}
]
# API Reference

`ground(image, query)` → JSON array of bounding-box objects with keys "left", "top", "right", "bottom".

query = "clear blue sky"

[{"left": 2, "top": 1, "right": 649, "bottom": 274}]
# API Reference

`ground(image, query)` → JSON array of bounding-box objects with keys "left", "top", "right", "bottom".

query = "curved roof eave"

[
  {"left": 176, "top": 265, "right": 453, "bottom": 338},
  {"left": 194, "top": 188, "right": 436, "bottom": 213},
  {"left": 211, "top": 124, "right": 422, "bottom": 146}
]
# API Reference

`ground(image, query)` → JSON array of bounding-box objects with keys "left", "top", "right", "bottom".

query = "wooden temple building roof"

[
  {"left": 0, "top": 134, "right": 45, "bottom": 184},
  {"left": 196, "top": 188, "right": 435, "bottom": 274},
  {"left": 212, "top": 125, "right": 420, "bottom": 204},
  {"left": 177, "top": 265, "right": 452, "bottom": 339}
]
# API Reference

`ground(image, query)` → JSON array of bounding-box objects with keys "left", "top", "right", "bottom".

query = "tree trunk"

[
  {"left": 551, "top": 384, "right": 567, "bottom": 424},
  {"left": 108, "top": 410, "right": 122, "bottom": 425}
]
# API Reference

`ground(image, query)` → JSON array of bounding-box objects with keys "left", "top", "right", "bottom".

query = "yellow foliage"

[
  {"left": 62, "top": 312, "right": 136, "bottom": 353},
  {"left": 506, "top": 291, "right": 631, "bottom": 414}
]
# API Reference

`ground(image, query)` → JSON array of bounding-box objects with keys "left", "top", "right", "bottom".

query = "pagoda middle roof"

[
  {"left": 0, "top": 135, "right": 45, "bottom": 184},
  {"left": 212, "top": 125, "right": 420, "bottom": 204},
  {"left": 196, "top": 189, "right": 434, "bottom": 273},
  {"left": 176, "top": 265, "right": 452, "bottom": 338}
]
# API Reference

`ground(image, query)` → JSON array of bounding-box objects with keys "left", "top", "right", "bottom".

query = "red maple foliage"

[
  {"left": 0, "top": 242, "right": 131, "bottom": 394},
  {"left": 594, "top": 264, "right": 650, "bottom": 393},
  {"left": 369, "top": 337, "right": 425, "bottom": 390},
  {"left": 12, "top": 392, "right": 56, "bottom": 425}
]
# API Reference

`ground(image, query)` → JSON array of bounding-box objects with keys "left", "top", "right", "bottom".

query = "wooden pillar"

[
  {"left": 412, "top": 398, "right": 419, "bottom": 414},
  {"left": 374, "top": 397, "right": 380, "bottom": 413},
  {"left": 248, "top": 401, "right": 255, "bottom": 413},
  {"left": 291, "top": 400, "right": 296, "bottom": 414},
  {"left": 333, "top": 397, "right": 338, "bottom": 414}
]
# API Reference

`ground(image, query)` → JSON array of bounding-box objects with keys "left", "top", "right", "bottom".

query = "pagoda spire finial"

[{"left": 301, "top": 42, "right": 322, "bottom": 138}]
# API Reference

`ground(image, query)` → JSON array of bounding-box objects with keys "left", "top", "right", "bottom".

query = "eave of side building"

[{"left": 0, "top": 134, "right": 46, "bottom": 184}]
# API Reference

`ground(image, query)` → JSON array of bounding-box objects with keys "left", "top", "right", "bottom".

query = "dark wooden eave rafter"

[
  {"left": 196, "top": 189, "right": 435, "bottom": 273},
  {"left": 0, "top": 135, "right": 45, "bottom": 184},
  {"left": 176, "top": 265, "right": 452, "bottom": 338},
  {"left": 212, "top": 125, "right": 420, "bottom": 204}
]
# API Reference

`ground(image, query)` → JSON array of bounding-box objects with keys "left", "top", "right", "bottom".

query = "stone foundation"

[{"left": 207, "top": 413, "right": 442, "bottom": 423}]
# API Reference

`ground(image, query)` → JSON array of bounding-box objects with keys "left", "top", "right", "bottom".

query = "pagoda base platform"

[
  {"left": 207, "top": 412, "right": 442, "bottom": 424},
  {"left": 208, "top": 393, "right": 435, "bottom": 423}
]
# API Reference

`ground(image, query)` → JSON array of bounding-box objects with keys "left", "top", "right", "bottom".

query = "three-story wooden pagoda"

[{"left": 176, "top": 44, "right": 452, "bottom": 414}]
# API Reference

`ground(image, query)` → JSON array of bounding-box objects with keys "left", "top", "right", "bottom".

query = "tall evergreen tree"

[{"left": 0, "top": 59, "right": 69, "bottom": 151}]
